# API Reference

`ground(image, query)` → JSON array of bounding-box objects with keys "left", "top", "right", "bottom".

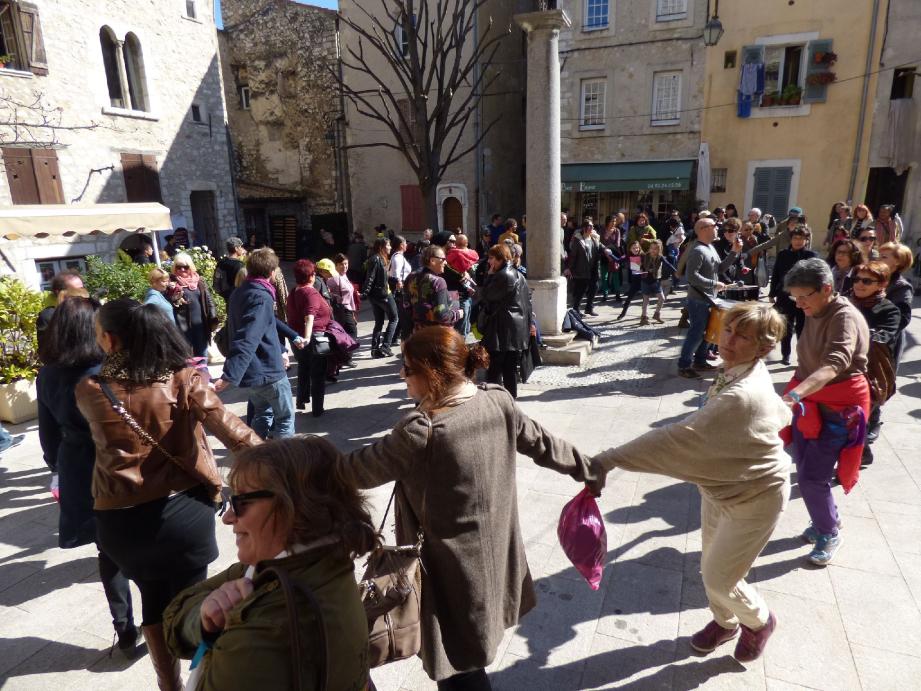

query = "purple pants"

[{"left": 791, "top": 407, "right": 849, "bottom": 536}]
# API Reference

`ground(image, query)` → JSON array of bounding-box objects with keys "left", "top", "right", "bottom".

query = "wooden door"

[{"left": 442, "top": 196, "right": 463, "bottom": 232}]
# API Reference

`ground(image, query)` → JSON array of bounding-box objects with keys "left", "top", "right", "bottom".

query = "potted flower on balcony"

[
  {"left": 0, "top": 276, "right": 44, "bottom": 424},
  {"left": 816, "top": 50, "right": 838, "bottom": 66},
  {"left": 807, "top": 71, "right": 837, "bottom": 86},
  {"left": 760, "top": 91, "right": 780, "bottom": 107},
  {"left": 781, "top": 84, "right": 803, "bottom": 105}
]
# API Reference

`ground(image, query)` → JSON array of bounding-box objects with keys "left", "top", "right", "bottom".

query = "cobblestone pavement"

[{"left": 2, "top": 290, "right": 921, "bottom": 690}]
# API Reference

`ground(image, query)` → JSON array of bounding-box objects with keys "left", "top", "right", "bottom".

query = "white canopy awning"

[{"left": 0, "top": 202, "right": 173, "bottom": 240}]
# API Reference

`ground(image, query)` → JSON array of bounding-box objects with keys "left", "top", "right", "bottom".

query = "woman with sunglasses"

[
  {"left": 403, "top": 244, "right": 463, "bottom": 331},
  {"left": 856, "top": 229, "right": 879, "bottom": 262},
  {"left": 848, "top": 261, "right": 901, "bottom": 466},
  {"left": 170, "top": 251, "right": 218, "bottom": 359},
  {"left": 76, "top": 299, "right": 260, "bottom": 691},
  {"left": 163, "top": 438, "right": 374, "bottom": 691},
  {"left": 779, "top": 258, "right": 870, "bottom": 566},
  {"left": 336, "top": 326, "right": 597, "bottom": 691}
]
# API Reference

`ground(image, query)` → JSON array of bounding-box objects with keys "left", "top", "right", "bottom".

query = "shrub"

[
  {"left": 0, "top": 276, "right": 44, "bottom": 384},
  {"left": 84, "top": 251, "right": 150, "bottom": 302}
]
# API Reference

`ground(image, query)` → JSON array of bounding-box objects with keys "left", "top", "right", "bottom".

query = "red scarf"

[
  {"left": 780, "top": 376, "right": 870, "bottom": 493},
  {"left": 173, "top": 269, "right": 200, "bottom": 291}
]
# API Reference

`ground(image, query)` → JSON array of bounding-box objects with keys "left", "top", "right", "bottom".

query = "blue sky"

[{"left": 214, "top": 0, "right": 339, "bottom": 28}]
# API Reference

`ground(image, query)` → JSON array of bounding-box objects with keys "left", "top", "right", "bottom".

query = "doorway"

[
  {"left": 442, "top": 196, "right": 463, "bottom": 233},
  {"left": 865, "top": 167, "right": 909, "bottom": 215},
  {"left": 190, "top": 190, "right": 220, "bottom": 250}
]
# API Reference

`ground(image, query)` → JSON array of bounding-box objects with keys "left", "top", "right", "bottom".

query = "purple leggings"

[{"left": 791, "top": 408, "right": 849, "bottom": 536}]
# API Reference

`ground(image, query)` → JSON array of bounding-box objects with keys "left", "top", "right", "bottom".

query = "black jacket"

[
  {"left": 173, "top": 279, "right": 218, "bottom": 334},
  {"left": 856, "top": 298, "right": 901, "bottom": 354},
  {"left": 37, "top": 362, "right": 101, "bottom": 548},
  {"left": 361, "top": 255, "right": 389, "bottom": 300},
  {"left": 477, "top": 263, "right": 531, "bottom": 352},
  {"left": 769, "top": 247, "right": 817, "bottom": 308},
  {"left": 213, "top": 256, "right": 245, "bottom": 302}
]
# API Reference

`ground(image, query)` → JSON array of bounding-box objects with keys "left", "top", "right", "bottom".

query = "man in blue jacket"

[{"left": 214, "top": 248, "right": 294, "bottom": 438}]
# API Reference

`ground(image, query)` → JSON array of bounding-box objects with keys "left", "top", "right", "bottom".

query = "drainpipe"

[{"left": 848, "top": 0, "right": 881, "bottom": 201}]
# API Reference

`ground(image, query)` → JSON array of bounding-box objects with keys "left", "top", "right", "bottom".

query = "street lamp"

[{"left": 703, "top": 0, "right": 724, "bottom": 47}]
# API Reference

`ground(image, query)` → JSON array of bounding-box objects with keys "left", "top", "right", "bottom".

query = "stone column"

[{"left": 515, "top": 9, "right": 570, "bottom": 336}]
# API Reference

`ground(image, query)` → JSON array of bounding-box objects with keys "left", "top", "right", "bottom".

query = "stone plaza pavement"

[{"left": 2, "top": 290, "right": 921, "bottom": 690}]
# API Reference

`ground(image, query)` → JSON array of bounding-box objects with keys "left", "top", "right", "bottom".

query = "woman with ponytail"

[
  {"left": 76, "top": 298, "right": 260, "bottom": 691},
  {"left": 335, "top": 326, "right": 600, "bottom": 690}
]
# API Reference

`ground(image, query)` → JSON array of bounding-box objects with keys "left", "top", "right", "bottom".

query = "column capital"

[{"left": 514, "top": 9, "right": 571, "bottom": 34}]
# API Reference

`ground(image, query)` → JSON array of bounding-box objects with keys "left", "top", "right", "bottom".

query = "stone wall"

[
  {"left": 0, "top": 0, "right": 238, "bottom": 285},
  {"left": 218, "top": 0, "right": 342, "bottom": 214}
]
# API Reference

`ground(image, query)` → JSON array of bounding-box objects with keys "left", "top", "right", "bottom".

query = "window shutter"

[
  {"left": 2, "top": 147, "right": 40, "bottom": 204},
  {"left": 122, "top": 153, "right": 162, "bottom": 203},
  {"left": 32, "top": 149, "right": 64, "bottom": 203},
  {"left": 400, "top": 184, "right": 423, "bottom": 232},
  {"left": 752, "top": 167, "right": 793, "bottom": 219},
  {"left": 141, "top": 154, "right": 163, "bottom": 202},
  {"left": 804, "top": 39, "right": 834, "bottom": 103},
  {"left": 18, "top": 3, "right": 47, "bottom": 75},
  {"left": 740, "top": 45, "right": 764, "bottom": 65}
]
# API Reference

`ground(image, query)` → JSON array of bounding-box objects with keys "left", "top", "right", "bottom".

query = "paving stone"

[
  {"left": 597, "top": 561, "right": 683, "bottom": 647},
  {"left": 850, "top": 643, "right": 921, "bottom": 691}
]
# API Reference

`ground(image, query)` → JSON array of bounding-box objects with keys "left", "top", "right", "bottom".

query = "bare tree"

[
  {"left": 336, "top": 0, "right": 510, "bottom": 228},
  {"left": 0, "top": 90, "right": 99, "bottom": 148}
]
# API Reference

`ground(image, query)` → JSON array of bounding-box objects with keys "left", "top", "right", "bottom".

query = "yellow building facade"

[{"left": 701, "top": 0, "right": 888, "bottom": 228}]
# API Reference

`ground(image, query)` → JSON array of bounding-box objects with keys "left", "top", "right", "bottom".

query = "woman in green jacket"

[{"left": 164, "top": 438, "right": 375, "bottom": 691}]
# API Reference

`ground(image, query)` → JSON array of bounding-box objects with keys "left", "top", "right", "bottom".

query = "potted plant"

[
  {"left": 813, "top": 51, "right": 826, "bottom": 64},
  {"left": 807, "top": 72, "right": 837, "bottom": 86},
  {"left": 0, "top": 54, "right": 14, "bottom": 69},
  {"left": 760, "top": 91, "right": 780, "bottom": 107},
  {"left": 820, "top": 51, "right": 837, "bottom": 66},
  {"left": 781, "top": 84, "right": 803, "bottom": 105},
  {"left": 0, "top": 276, "right": 44, "bottom": 423}
]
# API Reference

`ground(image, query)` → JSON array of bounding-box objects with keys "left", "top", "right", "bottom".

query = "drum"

[
  {"left": 724, "top": 285, "right": 760, "bottom": 301},
  {"left": 704, "top": 298, "right": 743, "bottom": 344}
]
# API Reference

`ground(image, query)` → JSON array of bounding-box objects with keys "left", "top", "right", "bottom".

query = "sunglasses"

[
  {"left": 853, "top": 277, "right": 880, "bottom": 286},
  {"left": 858, "top": 236, "right": 876, "bottom": 242},
  {"left": 220, "top": 489, "right": 275, "bottom": 516},
  {"left": 174, "top": 264, "right": 190, "bottom": 269}
]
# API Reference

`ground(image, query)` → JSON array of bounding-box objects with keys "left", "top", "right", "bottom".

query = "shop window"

[
  {"left": 651, "top": 71, "right": 681, "bottom": 125},
  {"left": 0, "top": 1, "right": 47, "bottom": 74},
  {"left": 584, "top": 0, "right": 608, "bottom": 31},
  {"left": 581, "top": 192, "right": 598, "bottom": 222},
  {"left": 580, "top": 78, "right": 606, "bottom": 129},
  {"left": 2, "top": 147, "right": 64, "bottom": 204}
]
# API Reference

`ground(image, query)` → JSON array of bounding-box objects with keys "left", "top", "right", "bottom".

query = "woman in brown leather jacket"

[{"left": 76, "top": 298, "right": 260, "bottom": 691}]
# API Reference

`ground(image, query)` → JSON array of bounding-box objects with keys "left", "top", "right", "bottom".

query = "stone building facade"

[
  {"left": 558, "top": 0, "right": 707, "bottom": 224},
  {"left": 0, "top": 0, "right": 237, "bottom": 288},
  {"left": 218, "top": 0, "right": 347, "bottom": 260}
]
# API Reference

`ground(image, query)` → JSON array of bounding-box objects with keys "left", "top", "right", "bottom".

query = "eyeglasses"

[
  {"left": 853, "top": 277, "right": 880, "bottom": 286},
  {"left": 858, "top": 236, "right": 876, "bottom": 242},
  {"left": 432, "top": 256, "right": 447, "bottom": 263},
  {"left": 220, "top": 489, "right": 274, "bottom": 517},
  {"left": 788, "top": 289, "right": 818, "bottom": 302},
  {"left": 174, "top": 264, "right": 190, "bottom": 269}
]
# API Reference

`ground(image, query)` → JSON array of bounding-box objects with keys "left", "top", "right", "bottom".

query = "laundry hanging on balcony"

[{"left": 737, "top": 62, "right": 765, "bottom": 118}]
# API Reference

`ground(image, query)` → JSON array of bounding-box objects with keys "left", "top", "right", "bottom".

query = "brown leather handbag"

[{"left": 866, "top": 341, "right": 897, "bottom": 404}]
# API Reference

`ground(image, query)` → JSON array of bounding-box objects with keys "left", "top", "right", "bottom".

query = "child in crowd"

[
  {"left": 615, "top": 241, "right": 646, "bottom": 321},
  {"left": 446, "top": 234, "right": 480, "bottom": 274},
  {"left": 640, "top": 240, "right": 666, "bottom": 325}
]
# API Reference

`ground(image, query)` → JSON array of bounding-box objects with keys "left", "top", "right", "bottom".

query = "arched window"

[
  {"left": 122, "top": 33, "right": 149, "bottom": 112},
  {"left": 99, "top": 27, "right": 123, "bottom": 108}
]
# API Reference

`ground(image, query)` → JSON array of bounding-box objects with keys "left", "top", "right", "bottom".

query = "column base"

[{"left": 528, "top": 276, "right": 567, "bottom": 336}]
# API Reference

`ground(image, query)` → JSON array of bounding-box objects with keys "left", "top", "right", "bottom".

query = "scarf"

[
  {"left": 173, "top": 269, "right": 200, "bottom": 292},
  {"left": 849, "top": 290, "right": 884, "bottom": 312},
  {"left": 246, "top": 276, "right": 276, "bottom": 300},
  {"left": 418, "top": 380, "right": 477, "bottom": 415},
  {"left": 705, "top": 361, "right": 756, "bottom": 403},
  {"left": 100, "top": 351, "right": 175, "bottom": 384}
]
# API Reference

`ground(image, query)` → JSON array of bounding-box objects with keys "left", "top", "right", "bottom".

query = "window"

[
  {"left": 2, "top": 147, "right": 64, "bottom": 204},
  {"left": 891, "top": 68, "right": 916, "bottom": 100},
  {"left": 121, "top": 153, "right": 162, "bottom": 203},
  {"left": 724, "top": 51, "right": 737, "bottom": 69},
  {"left": 185, "top": 0, "right": 196, "bottom": 19},
  {"left": 395, "top": 14, "right": 415, "bottom": 58},
  {"left": 397, "top": 98, "right": 417, "bottom": 142},
  {"left": 580, "top": 192, "right": 598, "bottom": 222},
  {"left": 579, "top": 79, "right": 606, "bottom": 129},
  {"left": 100, "top": 27, "right": 150, "bottom": 112},
  {"left": 190, "top": 104, "right": 202, "bottom": 122},
  {"left": 36, "top": 258, "right": 86, "bottom": 290},
  {"left": 656, "top": 0, "right": 688, "bottom": 22},
  {"left": 763, "top": 45, "right": 803, "bottom": 100},
  {"left": 584, "top": 0, "right": 608, "bottom": 30},
  {"left": 744, "top": 39, "right": 834, "bottom": 106},
  {"left": 239, "top": 85, "right": 250, "bottom": 109},
  {"left": 711, "top": 168, "right": 727, "bottom": 193},
  {"left": 651, "top": 71, "right": 681, "bottom": 125},
  {"left": 752, "top": 166, "right": 793, "bottom": 220},
  {"left": 0, "top": 1, "right": 47, "bottom": 74}
]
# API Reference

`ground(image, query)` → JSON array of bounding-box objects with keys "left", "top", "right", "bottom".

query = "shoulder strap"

[{"left": 261, "top": 565, "right": 329, "bottom": 691}]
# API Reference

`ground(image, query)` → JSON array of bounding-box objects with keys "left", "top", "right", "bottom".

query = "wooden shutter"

[
  {"left": 121, "top": 152, "right": 162, "bottom": 202},
  {"left": 18, "top": 3, "right": 47, "bottom": 75},
  {"left": 400, "top": 184, "right": 423, "bottom": 232},
  {"left": 804, "top": 39, "right": 834, "bottom": 103},
  {"left": 752, "top": 167, "right": 793, "bottom": 219},
  {"left": 2, "top": 147, "right": 39, "bottom": 204},
  {"left": 32, "top": 149, "right": 63, "bottom": 203},
  {"left": 269, "top": 215, "right": 297, "bottom": 261}
]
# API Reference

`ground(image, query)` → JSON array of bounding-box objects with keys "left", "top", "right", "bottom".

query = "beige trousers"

[{"left": 699, "top": 479, "right": 788, "bottom": 630}]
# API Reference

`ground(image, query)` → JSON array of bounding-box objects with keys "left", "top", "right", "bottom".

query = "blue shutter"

[
  {"left": 752, "top": 167, "right": 793, "bottom": 219},
  {"left": 804, "top": 39, "right": 834, "bottom": 103},
  {"left": 741, "top": 45, "right": 764, "bottom": 65}
]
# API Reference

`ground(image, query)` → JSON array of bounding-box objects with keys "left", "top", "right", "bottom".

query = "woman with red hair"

[{"left": 287, "top": 259, "right": 333, "bottom": 417}]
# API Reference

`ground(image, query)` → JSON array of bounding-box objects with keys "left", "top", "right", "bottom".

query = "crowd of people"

[{"left": 12, "top": 195, "right": 916, "bottom": 690}]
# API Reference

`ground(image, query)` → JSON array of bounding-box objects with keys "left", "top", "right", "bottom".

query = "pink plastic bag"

[{"left": 557, "top": 487, "right": 607, "bottom": 590}]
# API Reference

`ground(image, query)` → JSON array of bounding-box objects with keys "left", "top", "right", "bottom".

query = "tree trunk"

[{"left": 421, "top": 183, "right": 439, "bottom": 232}]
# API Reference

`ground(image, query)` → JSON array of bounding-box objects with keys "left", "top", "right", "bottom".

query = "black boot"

[{"left": 371, "top": 333, "right": 384, "bottom": 359}]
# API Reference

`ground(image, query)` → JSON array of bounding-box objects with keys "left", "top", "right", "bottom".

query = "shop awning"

[
  {"left": 561, "top": 160, "right": 694, "bottom": 193},
  {"left": 0, "top": 202, "right": 173, "bottom": 240}
]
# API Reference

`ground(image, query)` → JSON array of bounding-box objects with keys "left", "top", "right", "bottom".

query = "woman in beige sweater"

[{"left": 591, "top": 303, "right": 791, "bottom": 663}]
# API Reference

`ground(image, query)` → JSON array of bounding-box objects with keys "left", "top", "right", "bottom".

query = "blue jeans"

[
  {"left": 455, "top": 296, "right": 472, "bottom": 337},
  {"left": 679, "top": 298, "right": 712, "bottom": 369},
  {"left": 247, "top": 377, "right": 295, "bottom": 439}
]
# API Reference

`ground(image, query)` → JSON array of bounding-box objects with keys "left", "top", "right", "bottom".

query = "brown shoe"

[
  {"left": 690, "top": 620, "right": 739, "bottom": 653},
  {"left": 639, "top": 316, "right": 650, "bottom": 326},
  {"left": 142, "top": 624, "right": 183, "bottom": 690},
  {"left": 734, "top": 612, "right": 777, "bottom": 662}
]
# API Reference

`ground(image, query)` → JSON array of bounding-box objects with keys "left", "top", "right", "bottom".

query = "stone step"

[
  {"left": 541, "top": 331, "right": 577, "bottom": 348},
  {"left": 539, "top": 336, "right": 595, "bottom": 366}
]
